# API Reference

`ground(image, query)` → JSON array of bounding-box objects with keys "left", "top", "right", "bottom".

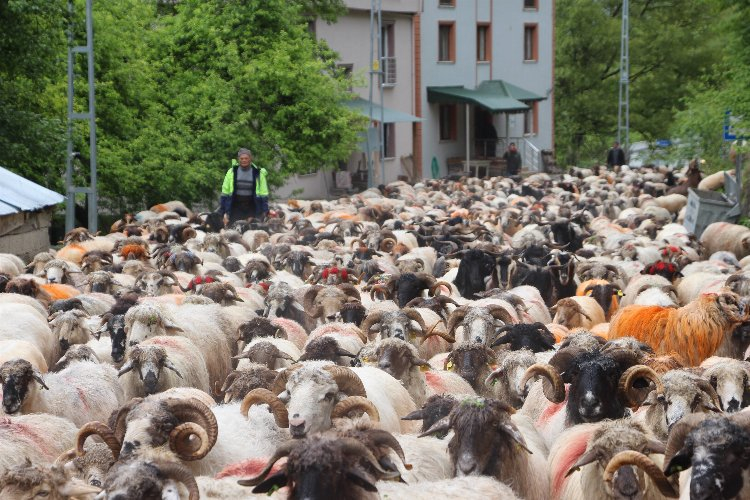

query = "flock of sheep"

[{"left": 0, "top": 161, "right": 749, "bottom": 499}]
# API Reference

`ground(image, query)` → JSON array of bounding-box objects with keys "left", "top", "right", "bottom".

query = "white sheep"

[
  {"left": 118, "top": 335, "right": 210, "bottom": 399},
  {"left": 0, "top": 413, "right": 78, "bottom": 475},
  {"left": 235, "top": 337, "right": 301, "bottom": 370},
  {"left": 0, "top": 303, "right": 57, "bottom": 366},
  {"left": 0, "top": 358, "right": 124, "bottom": 427},
  {"left": 0, "top": 340, "right": 48, "bottom": 373},
  {"left": 124, "top": 302, "right": 233, "bottom": 389},
  {"left": 700, "top": 222, "right": 750, "bottom": 259}
]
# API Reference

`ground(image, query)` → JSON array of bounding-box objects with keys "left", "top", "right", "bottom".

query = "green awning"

[
  {"left": 345, "top": 97, "right": 422, "bottom": 123},
  {"left": 427, "top": 79, "right": 545, "bottom": 113}
]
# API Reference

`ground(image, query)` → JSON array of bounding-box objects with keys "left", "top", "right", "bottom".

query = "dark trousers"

[
  {"left": 255, "top": 196, "right": 269, "bottom": 216},
  {"left": 230, "top": 195, "right": 254, "bottom": 223}
]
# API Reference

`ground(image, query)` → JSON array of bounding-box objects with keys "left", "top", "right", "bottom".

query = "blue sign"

[
  {"left": 655, "top": 139, "right": 671, "bottom": 147},
  {"left": 724, "top": 110, "right": 748, "bottom": 141}
]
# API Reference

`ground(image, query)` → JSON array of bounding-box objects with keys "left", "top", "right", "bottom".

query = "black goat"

[
  {"left": 453, "top": 249, "right": 497, "bottom": 299},
  {"left": 491, "top": 322, "right": 556, "bottom": 352}
]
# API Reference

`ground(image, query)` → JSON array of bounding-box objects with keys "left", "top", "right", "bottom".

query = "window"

[
  {"left": 524, "top": 0, "right": 538, "bottom": 9},
  {"left": 383, "top": 123, "right": 396, "bottom": 158},
  {"left": 477, "top": 23, "right": 491, "bottom": 62},
  {"left": 439, "top": 104, "right": 457, "bottom": 141},
  {"left": 438, "top": 22, "right": 455, "bottom": 62},
  {"left": 439, "top": 0, "right": 455, "bottom": 6},
  {"left": 381, "top": 23, "right": 396, "bottom": 86},
  {"left": 524, "top": 102, "right": 539, "bottom": 135},
  {"left": 524, "top": 24, "right": 538, "bottom": 61}
]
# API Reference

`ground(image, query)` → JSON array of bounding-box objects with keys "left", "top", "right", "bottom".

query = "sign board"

[
  {"left": 724, "top": 110, "right": 748, "bottom": 141},
  {"left": 655, "top": 139, "right": 671, "bottom": 147}
]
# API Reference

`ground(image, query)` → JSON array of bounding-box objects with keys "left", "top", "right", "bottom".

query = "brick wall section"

[{"left": 413, "top": 12, "right": 423, "bottom": 178}]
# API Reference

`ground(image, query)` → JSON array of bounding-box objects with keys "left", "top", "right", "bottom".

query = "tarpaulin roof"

[
  {"left": 0, "top": 167, "right": 65, "bottom": 216},
  {"left": 427, "top": 79, "right": 545, "bottom": 113}
]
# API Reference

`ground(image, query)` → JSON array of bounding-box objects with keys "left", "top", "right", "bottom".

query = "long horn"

[
  {"left": 270, "top": 365, "right": 303, "bottom": 396},
  {"left": 420, "top": 329, "right": 456, "bottom": 344},
  {"left": 339, "top": 437, "right": 394, "bottom": 476},
  {"left": 53, "top": 448, "right": 77, "bottom": 467},
  {"left": 403, "top": 308, "right": 428, "bottom": 335},
  {"left": 302, "top": 285, "right": 323, "bottom": 318},
  {"left": 337, "top": 283, "right": 361, "bottom": 301},
  {"left": 521, "top": 364, "right": 566, "bottom": 403},
  {"left": 365, "top": 428, "right": 411, "bottom": 469},
  {"left": 76, "top": 422, "right": 121, "bottom": 460},
  {"left": 332, "top": 396, "right": 380, "bottom": 422},
  {"left": 165, "top": 398, "right": 218, "bottom": 461},
  {"left": 240, "top": 388, "right": 289, "bottom": 427},
  {"left": 663, "top": 413, "right": 709, "bottom": 473},
  {"left": 486, "top": 304, "right": 516, "bottom": 324},
  {"left": 445, "top": 305, "right": 471, "bottom": 335},
  {"left": 323, "top": 366, "right": 367, "bottom": 397},
  {"left": 237, "top": 440, "right": 299, "bottom": 487},
  {"left": 618, "top": 365, "right": 663, "bottom": 408},
  {"left": 604, "top": 450, "right": 679, "bottom": 498},
  {"left": 695, "top": 378, "right": 722, "bottom": 411},
  {"left": 369, "top": 284, "right": 392, "bottom": 301},
  {"left": 360, "top": 311, "right": 386, "bottom": 340},
  {"left": 153, "top": 461, "right": 200, "bottom": 500},
  {"left": 110, "top": 397, "right": 143, "bottom": 445}
]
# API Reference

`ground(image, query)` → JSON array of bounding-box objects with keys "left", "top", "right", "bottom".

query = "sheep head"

[
  {"left": 51, "top": 344, "right": 99, "bottom": 372},
  {"left": 118, "top": 344, "right": 184, "bottom": 395},
  {"left": 110, "top": 397, "right": 218, "bottom": 463},
  {"left": 48, "top": 309, "right": 91, "bottom": 352},
  {"left": 491, "top": 322, "right": 556, "bottom": 352},
  {"left": 271, "top": 365, "right": 373, "bottom": 438},
  {"left": 401, "top": 394, "right": 458, "bottom": 435},
  {"left": 704, "top": 359, "right": 750, "bottom": 413},
  {"left": 0, "top": 461, "right": 101, "bottom": 500},
  {"left": 264, "top": 281, "right": 304, "bottom": 318},
  {"left": 299, "top": 336, "right": 357, "bottom": 365},
  {"left": 43, "top": 259, "right": 75, "bottom": 284},
  {"left": 447, "top": 305, "right": 516, "bottom": 345},
  {"left": 233, "top": 340, "right": 296, "bottom": 369},
  {"left": 0, "top": 359, "right": 48, "bottom": 414},
  {"left": 216, "top": 365, "right": 277, "bottom": 404},
  {"left": 420, "top": 397, "right": 529, "bottom": 477},
  {"left": 360, "top": 309, "right": 427, "bottom": 342},
  {"left": 373, "top": 338, "right": 430, "bottom": 381},
  {"left": 98, "top": 459, "right": 199, "bottom": 500},
  {"left": 662, "top": 413, "right": 750, "bottom": 500},
  {"left": 444, "top": 343, "right": 496, "bottom": 392},
  {"left": 134, "top": 271, "right": 180, "bottom": 297},
  {"left": 123, "top": 304, "right": 183, "bottom": 347},
  {"left": 303, "top": 285, "right": 361, "bottom": 322},
  {"left": 198, "top": 281, "right": 242, "bottom": 306}
]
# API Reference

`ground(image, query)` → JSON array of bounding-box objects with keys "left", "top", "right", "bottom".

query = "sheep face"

[
  {"left": 0, "top": 359, "right": 44, "bottom": 414},
  {"left": 124, "top": 305, "right": 182, "bottom": 348},
  {"left": 200, "top": 234, "right": 229, "bottom": 258},
  {"left": 643, "top": 371, "right": 720, "bottom": 439},
  {"left": 304, "top": 287, "right": 351, "bottom": 322},
  {"left": 0, "top": 462, "right": 99, "bottom": 500},
  {"left": 666, "top": 417, "right": 750, "bottom": 500},
  {"left": 459, "top": 308, "right": 505, "bottom": 345},
  {"left": 300, "top": 337, "right": 355, "bottom": 365},
  {"left": 244, "top": 260, "right": 272, "bottom": 284},
  {"left": 119, "top": 345, "right": 182, "bottom": 395},
  {"left": 53, "top": 344, "right": 99, "bottom": 371},
  {"left": 101, "top": 314, "right": 127, "bottom": 363},
  {"left": 100, "top": 459, "right": 176, "bottom": 499},
  {"left": 48, "top": 310, "right": 90, "bottom": 352},
  {"left": 379, "top": 312, "right": 420, "bottom": 341},
  {"left": 264, "top": 282, "right": 301, "bottom": 318},
  {"left": 374, "top": 339, "right": 426, "bottom": 380},
  {"left": 443, "top": 398, "right": 528, "bottom": 477},
  {"left": 492, "top": 323, "right": 556, "bottom": 353},
  {"left": 455, "top": 250, "right": 498, "bottom": 298},
  {"left": 135, "top": 272, "right": 175, "bottom": 297},
  {"left": 66, "top": 443, "right": 115, "bottom": 488},
  {"left": 444, "top": 343, "right": 496, "bottom": 393},
  {"left": 281, "top": 251, "right": 312, "bottom": 279},
  {"left": 706, "top": 362, "right": 750, "bottom": 413},
  {"left": 118, "top": 401, "right": 178, "bottom": 459},
  {"left": 282, "top": 368, "right": 340, "bottom": 438},
  {"left": 43, "top": 261, "right": 68, "bottom": 284},
  {"left": 87, "top": 271, "right": 116, "bottom": 294},
  {"left": 564, "top": 353, "right": 625, "bottom": 423},
  {"left": 489, "top": 350, "right": 536, "bottom": 408}
]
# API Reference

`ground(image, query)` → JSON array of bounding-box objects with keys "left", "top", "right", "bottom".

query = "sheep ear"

[
  {"left": 251, "top": 471, "right": 289, "bottom": 494},
  {"left": 32, "top": 369, "right": 49, "bottom": 390},
  {"left": 500, "top": 422, "right": 532, "bottom": 454},
  {"left": 419, "top": 416, "right": 451, "bottom": 438},
  {"left": 163, "top": 319, "right": 184, "bottom": 334},
  {"left": 117, "top": 360, "right": 134, "bottom": 377},
  {"left": 345, "top": 468, "right": 380, "bottom": 492},
  {"left": 565, "top": 448, "right": 600, "bottom": 476},
  {"left": 58, "top": 479, "right": 102, "bottom": 496},
  {"left": 401, "top": 408, "right": 425, "bottom": 421},
  {"left": 163, "top": 359, "right": 183, "bottom": 379},
  {"left": 664, "top": 449, "right": 693, "bottom": 477}
]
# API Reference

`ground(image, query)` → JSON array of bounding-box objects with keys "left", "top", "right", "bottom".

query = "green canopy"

[
  {"left": 344, "top": 97, "right": 422, "bottom": 123},
  {"left": 427, "top": 79, "right": 545, "bottom": 112}
]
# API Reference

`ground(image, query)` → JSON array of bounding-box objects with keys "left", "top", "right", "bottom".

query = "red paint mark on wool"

[
  {"left": 538, "top": 385, "right": 569, "bottom": 426},
  {"left": 551, "top": 432, "right": 592, "bottom": 499},
  {"left": 424, "top": 371, "right": 447, "bottom": 393},
  {"left": 215, "top": 457, "right": 287, "bottom": 479},
  {"left": 76, "top": 387, "right": 90, "bottom": 412},
  {"left": 151, "top": 337, "right": 181, "bottom": 349},
  {"left": 5, "top": 420, "right": 53, "bottom": 458}
]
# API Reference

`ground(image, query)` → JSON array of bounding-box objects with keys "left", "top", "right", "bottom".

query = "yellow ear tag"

[
  {"left": 408, "top": 332, "right": 417, "bottom": 340},
  {"left": 362, "top": 356, "right": 369, "bottom": 363},
  {"left": 585, "top": 290, "right": 593, "bottom": 296},
  {"left": 617, "top": 290, "right": 624, "bottom": 297},
  {"left": 446, "top": 361, "right": 454, "bottom": 371},
  {"left": 420, "top": 364, "right": 430, "bottom": 372}
]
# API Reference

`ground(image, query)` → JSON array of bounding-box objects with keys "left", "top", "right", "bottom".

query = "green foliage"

[
  {"left": 555, "top": 0, "right": 725, "bottom": 167},
  {"left": 0, "top": 0, "right": 363, "bottom": 214}
]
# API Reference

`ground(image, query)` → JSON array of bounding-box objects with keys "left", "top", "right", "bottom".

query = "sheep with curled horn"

[
  {"left": 404, "top": 294, "right": 459, "bottom": 324},
  {"left": 133, "top": 270, "right": 184, "bottom": 297},
  {"left": 445, "top": 304, "right": 517, "bottom": 346},
  {"left": 196, "top": 281, "right": 243, "bottom": 306},
  {"left": 369, "top": 272, "right": 452, "bottom": 307},
  {"left": 606, "top": 412, "right": 750, "bottom": 500},
  {"left": 518, "top": 345, "right": 663, "bottom": 447},
  {"left": 0, "top": 460, "right": 102, "bottom": 499},
  {"left": 213, "top": 365, "right": 277, "bottom": 403}
]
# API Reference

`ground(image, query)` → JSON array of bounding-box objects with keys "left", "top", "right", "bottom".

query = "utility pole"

[
  {"left": 366, "top": 0, "right": 383, "bottom": 189},
  {"left": 617, "top": 0, "right": 630, "bottom": 159},
  {"left": 65, "top": 0, "right": 98, "bottom": 232}
]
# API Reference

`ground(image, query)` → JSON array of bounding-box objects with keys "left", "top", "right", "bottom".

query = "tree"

[{"left": 555, "top": 0, "right": 725, "bottom": 166}]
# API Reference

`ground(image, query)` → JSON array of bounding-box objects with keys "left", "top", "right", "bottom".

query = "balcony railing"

[{"left": 381, "top": 56, "right": 396, "bottom": 86}]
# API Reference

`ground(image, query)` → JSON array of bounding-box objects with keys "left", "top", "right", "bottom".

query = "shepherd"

[{"left": 220, "top": 147, "right": 269, "bottom": 225}]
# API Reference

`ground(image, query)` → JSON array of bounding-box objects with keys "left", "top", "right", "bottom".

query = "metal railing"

[
  {"left": 474, "top": 137, "right": 543, "bottom": 172},
  {"left": 381, "top": 56, "right": 396, "bottom": 86}
]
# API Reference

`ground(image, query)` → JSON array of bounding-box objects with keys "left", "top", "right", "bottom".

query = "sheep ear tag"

[
  {"left": 446, "top": 361, "right": 454, "bottom": 371},
  {"left": 419, "top": 364, "right": 430, "bottom": 372},
  {"left": 501, "top": 423, "right": 532, "bottom": 454}
]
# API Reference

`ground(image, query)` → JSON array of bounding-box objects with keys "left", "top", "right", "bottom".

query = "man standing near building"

[
  {"left": 503, "top": 142, "right": 522, "bottom": 176},
  {"left": 220, "top": 147, "right": 269, "bottom": 225},
  {"left": 606, "top": 141, "right": 626, "bottom": 169}
]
